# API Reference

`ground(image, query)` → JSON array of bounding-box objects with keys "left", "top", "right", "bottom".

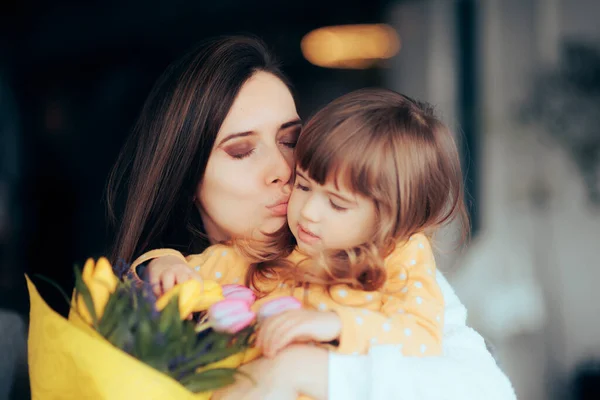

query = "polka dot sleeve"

[
  {"left": 127, "top": 244, "right": 249, "bottom": 287},
  {"left": 332, "top": 234, "right": 444, "bottom": 356},
  {"left": 185, "top": 244, "right": 249, "bottom": 285},
  {"left": 128, "top": 248, "right": 190, "bottom": 284}
]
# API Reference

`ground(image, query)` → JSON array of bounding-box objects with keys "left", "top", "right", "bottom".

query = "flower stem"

[{"left": 194, "top": 320, "right": 212, "bottom": 333}]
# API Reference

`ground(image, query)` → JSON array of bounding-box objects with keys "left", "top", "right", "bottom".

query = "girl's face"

[
  {"left": 287, "top": 167, "right": 378, "bottom": 256},
  {"left": 196, "top": 72, "right": 301, "bottom": 243}
]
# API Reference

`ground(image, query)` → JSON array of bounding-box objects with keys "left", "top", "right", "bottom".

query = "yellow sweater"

[{"left": 130, "top": 233, "right": 444, "bottom": 356}]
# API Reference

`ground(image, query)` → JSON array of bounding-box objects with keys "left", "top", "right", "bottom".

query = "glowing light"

[{"left": 301, "top": 24, "right": 401, "bottom": 69}]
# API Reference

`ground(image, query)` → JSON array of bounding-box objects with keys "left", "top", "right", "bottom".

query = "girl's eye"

[
  {"left": 295, "top": 183, "right": 309, "bottom": 191},
  {"left": 330, "top": 200, "right": 348, "bottom": 212}
]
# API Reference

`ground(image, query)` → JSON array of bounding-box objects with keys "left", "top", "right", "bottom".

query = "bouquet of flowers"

[{"left": 26, "top": 257, "right": 276, "bottom": 400}]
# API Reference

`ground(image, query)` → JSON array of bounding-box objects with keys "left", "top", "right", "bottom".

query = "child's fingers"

[
  {"left": 161, "top": 271, "right": 177, "bottom": 294},
  {"left": 261, "top": 316, "right": 300, "bottom": 358},
  {"left": 173, "top": 268, "right": 192, "bottom": 285},
  {"left": 149, "top": 273, "right": 163, "bottom": 297},
  {"left": 257, "top": 314, "right": 288, "bottom": 355},
  {"left": 265, "top": 320, "right": 303, "bottom": 357},
  {"left": 265, "top": 331, "right": 294, "bottom": 357},
  {"left": 255, "top": 318, "right": 273, "bottom": 350},
  {"left": 189, "top": 270, "right": 204, "bottom": 283}
]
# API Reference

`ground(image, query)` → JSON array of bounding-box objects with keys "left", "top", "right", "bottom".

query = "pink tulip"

[
  {"left": 221, "top": 284, "right": 256, "bottom": 307},
  {"left": 257, "top": 296, "right": 302, "bottom": 322},
  {"left": 208, "top": 299, "right": 256, "bottom": 334}
]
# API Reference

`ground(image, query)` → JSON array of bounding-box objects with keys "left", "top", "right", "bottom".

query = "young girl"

[{"left": 130, "top": 88, "right": 468, "bottom": 358}]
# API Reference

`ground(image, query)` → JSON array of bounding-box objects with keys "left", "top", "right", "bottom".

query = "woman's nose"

[{"left": 265, "top": 147, "right": 293, "bottom": 186}]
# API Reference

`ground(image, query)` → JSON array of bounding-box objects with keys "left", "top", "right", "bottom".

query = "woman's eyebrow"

[
  {"left": 218, "top": 119, "right": 301, "bottom": 146},
  {"left": 218, "top": 131, "right": 256, "bottom": 146},
  {"left": 280, "top": 119, "right": 302, "bottom": 130}
]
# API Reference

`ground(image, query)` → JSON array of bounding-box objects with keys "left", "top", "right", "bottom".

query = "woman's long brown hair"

[
  {"left": 247, "top": 88, "right": 469, "bottom": 293},
  {"left": 106, "top": 36, "right": 291, "bottom": 269}
]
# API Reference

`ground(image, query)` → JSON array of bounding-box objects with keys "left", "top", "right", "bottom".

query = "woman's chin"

[{"left": 258, "top": 220, "right": 288, "bottom": 236}]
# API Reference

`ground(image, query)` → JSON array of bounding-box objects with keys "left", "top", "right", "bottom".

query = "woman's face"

[{"left": 196, "top": 71, "right": 301, "bottom": 243}]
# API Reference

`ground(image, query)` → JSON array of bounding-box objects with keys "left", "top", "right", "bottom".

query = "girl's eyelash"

[
  {"left": 295, "top": 181, "right": 347, "bottom": 211},
  {"left": 330, "top": 200, "right": 347, "bottom": 211},
  {"left": 231, "top": 149, "right": 255, "bottom": 160}
]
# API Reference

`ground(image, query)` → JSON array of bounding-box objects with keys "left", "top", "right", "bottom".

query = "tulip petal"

[
  {"left": 213, "top": 311, "right": 256, "bottom": 334},
  {"left": 94, "top": 257, "right": 118, "bottom": 293},
  {"left": 178, "top": 280, "right": 204, "bottom": 319},
  {"left": 82, "top": 258, "right": 95, "bottom": 283},
  {"left": 156, "top": 279, "right": 225, "bottom": 319},
  {"left": 221, "top": 284, "right": 256, "bottom": 306},
  {"left": 257, "top": 296, "right": 302, "bottom": 321},
  {"left": 208, "top": 299, "right": 255, "bottom": 334}
]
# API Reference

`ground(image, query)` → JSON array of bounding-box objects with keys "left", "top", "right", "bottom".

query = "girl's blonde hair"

[{"left": 241, "top": 88, "right": 469, "bottom": 294}]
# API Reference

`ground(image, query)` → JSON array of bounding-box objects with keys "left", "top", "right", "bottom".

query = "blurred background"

[{"left": 1, "top": 0, "right": 599, "bottom": 398}]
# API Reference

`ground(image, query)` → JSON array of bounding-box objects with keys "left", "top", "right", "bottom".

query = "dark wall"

[{"left": 0, "top": 0, "right": 391, "bottom": 316}]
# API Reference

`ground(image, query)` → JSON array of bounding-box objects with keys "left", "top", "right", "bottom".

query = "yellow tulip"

[
  {"left": 76, "top": 257, "right": 119, "bottom": 325},
  {"left": 156, "top": 279, "right": 224, "bottom": 320},
  {"left": 195, "top": 352, "right": 244, "bottom": 374}
]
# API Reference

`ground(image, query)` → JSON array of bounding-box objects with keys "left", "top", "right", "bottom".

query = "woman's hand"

[
  {"left": 211, "top": 355, "right": 297, "bottom": 400},
  {"left": 145, "top": 255, "right": 202, "bottom": 296},
  {"left": 256, "top": 310, "right": 342, "bottom": 358},
  {"left": 212, "top": 344, "right": 329, "bottom": 400}
]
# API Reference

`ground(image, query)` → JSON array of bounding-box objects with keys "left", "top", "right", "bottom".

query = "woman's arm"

[
  {"left": 216, "top": 272, "right": 515, "bottom": 400},
  {"left": 328, "top": 272, "right": 516, "bottom": 400}
]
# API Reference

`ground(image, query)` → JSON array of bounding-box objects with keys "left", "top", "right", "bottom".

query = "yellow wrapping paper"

[{"left": 27, "top": 275, "right": 211, "bottom": 400}]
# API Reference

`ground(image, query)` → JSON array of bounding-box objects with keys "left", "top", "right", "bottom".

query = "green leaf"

[
  {"left": 105, "top": 321, "right": 132, "bottom": 350},
  {"left": 134, "top": 318, "right": 154, "bottom": 360},
  {"left": 173, "top": 341, "right": 246, "bottom": 376},
  {"left": 73, "top": 266, "right": 98, "bottom": 327},
  {"left": 158, "top": 296, "right": 181, "bottom": 337},
  {"left": 231, "top": 326, "right": 254, "bottom": 347},
  {"left": 33, "top": 274, "right": 72, "bottom": 308},
  {"left": 180, "top": 368, "right": 236, "bottom": 393},
  {"left": 180, "top": 321, "right": 199, "bottom": 355}
]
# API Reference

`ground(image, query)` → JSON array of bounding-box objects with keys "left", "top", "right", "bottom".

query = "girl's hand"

[
  {"left": 145, "top": 255, "right": 202, "bottom": 296},
  {"left": 256, "top": 309, "right": 342, "bottom": 358}
]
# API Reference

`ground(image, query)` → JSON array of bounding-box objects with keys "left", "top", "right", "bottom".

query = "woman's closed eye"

[
  {"left": 279, "top": 126, "right": 301, "bottom": 149},
  {"left": 224, "top": 143, "right": 256, "bottom": 160},
  {"left": 279, "top": 139, "right": 297, "bottom": 149}
]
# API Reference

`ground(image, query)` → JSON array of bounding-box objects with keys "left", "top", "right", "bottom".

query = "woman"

[{"left": 108, "top": 36, "right": 515, "bottom": 399}]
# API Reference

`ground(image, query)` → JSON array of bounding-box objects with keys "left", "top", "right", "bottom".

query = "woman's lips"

[{"left": 267, "top": 201, "right": 288, "bottom": 217}]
